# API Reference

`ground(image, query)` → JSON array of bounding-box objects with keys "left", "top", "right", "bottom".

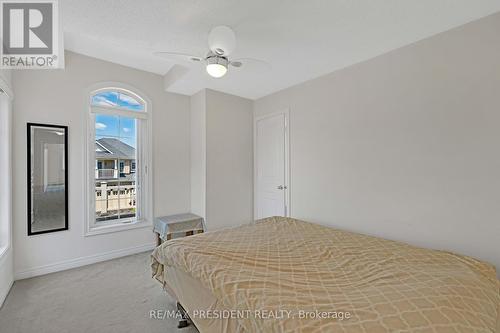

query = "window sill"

[{"left": 85, "top": 219, "right": 152, "bottom": 237}]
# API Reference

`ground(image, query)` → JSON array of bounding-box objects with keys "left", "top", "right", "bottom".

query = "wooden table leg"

[
  {"left": 167, "top": 233, "right": 172, "bottom": 241},
  {"left": 155, "top": 233, "right": 161, "bottom": 246}
]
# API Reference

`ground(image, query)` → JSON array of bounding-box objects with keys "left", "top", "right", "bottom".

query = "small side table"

[{"left": 153, "top": 213, "right": 204, "bottom": 246}]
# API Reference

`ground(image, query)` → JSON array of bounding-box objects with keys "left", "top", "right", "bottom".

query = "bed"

[{"left": 151, "top": 216, "right": 500, "bottom": 332}]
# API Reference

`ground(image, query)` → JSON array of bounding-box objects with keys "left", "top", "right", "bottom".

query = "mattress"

[
  {"left": 162, "top": 265, "right": 242, "bottom": 332},
  {"left": 152, "top": 216, "right": 500, "bottom": 332}
]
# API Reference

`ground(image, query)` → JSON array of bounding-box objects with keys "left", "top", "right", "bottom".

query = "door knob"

[{"left": 277, "top": 185, "right": 286, "bottom": 190}]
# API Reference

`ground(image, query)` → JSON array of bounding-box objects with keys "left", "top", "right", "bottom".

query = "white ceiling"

[{"left": 62, "top": 0, "right": 500, "bottom": 100}]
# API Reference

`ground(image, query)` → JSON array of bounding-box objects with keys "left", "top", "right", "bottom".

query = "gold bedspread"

[{"left": 152, "top": 217, "right": 499, "bottom": 332}]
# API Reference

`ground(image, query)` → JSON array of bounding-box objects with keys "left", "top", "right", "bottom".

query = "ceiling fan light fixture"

[
  {"left": 206, "top": 56, "right": 228, "bottom": 78},
  {"left": 206, "top": 63, "right": 227, "bottom": 78}
]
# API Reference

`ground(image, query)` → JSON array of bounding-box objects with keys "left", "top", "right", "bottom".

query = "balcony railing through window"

[{"left": 95, "top": 168, "right": 118, "bottom": 179}]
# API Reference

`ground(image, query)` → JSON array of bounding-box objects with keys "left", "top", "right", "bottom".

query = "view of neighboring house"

[{"left": 95, "top": 138, "right": 136, "bottom": 222}]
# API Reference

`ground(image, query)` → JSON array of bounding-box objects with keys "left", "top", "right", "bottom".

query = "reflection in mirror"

[{"left": 27, "top": 123, "right": 68, "bottom": 235}]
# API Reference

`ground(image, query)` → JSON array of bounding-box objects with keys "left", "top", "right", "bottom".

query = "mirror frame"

[{"left": 27, "top": 122, "right": 69, "bottom": 236}]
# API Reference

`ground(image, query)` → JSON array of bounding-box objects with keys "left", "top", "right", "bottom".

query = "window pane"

[
  {"left": 92, "top": 91, "right": 119, "bottom": 107},
  {"left": 119, "top": 116, "right": 136, "bottom": 138},
  {"left": 96, "top": 199, "right": 120, "bottom": 222},
  {"left": 94, "top": 160, "right": 117, "bottom": 179},
  {"left": 95, "top": 114, "right": 119, "bottom": 138},
  {"left": 117, "top": 92, "right": 144, "bottom": 111},
  {"left": 91, "top": 91, "right": 144, "bottom": 111},
  {"left": 118, "top": 190, "right": 136, "bottom": 219},
  {"left": 94, "top": 113, "right": 137, "bottom": 225}
]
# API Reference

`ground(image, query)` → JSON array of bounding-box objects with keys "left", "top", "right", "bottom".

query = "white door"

[{"left": 255, "top": 112, "right": 289, "bottom": 219}]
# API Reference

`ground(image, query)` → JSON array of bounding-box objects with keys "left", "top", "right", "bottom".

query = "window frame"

[{"left": 84, "top": 83, "right": 153, "bottom": 236}]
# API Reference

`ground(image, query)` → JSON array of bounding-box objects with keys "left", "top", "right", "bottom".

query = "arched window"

[
  {"left": 91, "top": 91, "right": 145, "bottom": 111},
  {"left": 86, "top": 85, "right": 152, "bottom": 235}
]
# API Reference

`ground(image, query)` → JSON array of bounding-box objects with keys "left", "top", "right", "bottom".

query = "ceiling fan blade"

[
  {"left": 153, "top": 52, "right": 204, "bottom": 64},
  {"left": 208, "top": 25, "right": 236, "bottom": 56},
  {"left": 230, "top": 58, "right": 272, "bottom": 70}
]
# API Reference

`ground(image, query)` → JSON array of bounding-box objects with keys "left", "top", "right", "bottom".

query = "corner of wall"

[
  {"left": 0, "top": 70, "right": 13, "bottom": 307},
  {"left": 189, "top": 90, "right": 207, "bottom": 219}
]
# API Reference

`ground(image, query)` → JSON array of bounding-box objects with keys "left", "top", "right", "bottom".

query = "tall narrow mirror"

[{"left": 27, "top": 123, "right": 68, "bottom": 235}]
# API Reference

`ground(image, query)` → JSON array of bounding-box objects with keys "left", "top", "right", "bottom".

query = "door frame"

[{"left": 254, "top": 108, "right": 290, "bottom": 220}]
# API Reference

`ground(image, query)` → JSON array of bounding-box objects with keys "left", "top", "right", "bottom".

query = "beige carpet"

[{"left": 0, "top": 252, "right": 198, "bottom": 333}]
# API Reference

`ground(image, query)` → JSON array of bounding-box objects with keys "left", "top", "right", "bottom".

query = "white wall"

[
  {"left": 205, "top": 89, "right": 254, "bottom": 230},
  {"left": 189, "top": 89, "right": 254, "bottom": 230},
  {"left": 190, "top": 90, "right": 206, "bottom": 219},
  {"left": 0, "top": 69, "right": 13, "bottom": 307},
  {"left": 254, "top": 13, "right": 500, "bottom": 275},
  {"left": 12, "top": 51, "right": 191, "bottom": 278}
]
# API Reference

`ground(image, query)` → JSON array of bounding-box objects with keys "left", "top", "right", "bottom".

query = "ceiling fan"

[{"left": 154, "top": 25, "right": 270, "bottom": 78}]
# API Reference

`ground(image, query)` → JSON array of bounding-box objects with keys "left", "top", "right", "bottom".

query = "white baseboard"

[
  {"left": 14, "top": 243, "right": 156, "bottom": 280},
  {"left": 0, "top": 246, "right": 14, "bottom": 309}
]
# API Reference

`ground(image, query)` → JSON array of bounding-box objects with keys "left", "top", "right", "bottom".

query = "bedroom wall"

[
  {"left": 189, "top": 89, "right": 254, "bottom": 230},
  {"left": 205, "top": 89, "right": 254, "bottom": 230},
  {"left": 190, "top": 90, "right": 206, "bottom": 219},
  {"left": 254, "top": 13, "right": 500, "bottom": 275},
  {"left": 0, "top": 69, "right": 13, "bottom": 306},
  {"left": 12, "top": 51, "right": 191, "bottom": 278}
]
